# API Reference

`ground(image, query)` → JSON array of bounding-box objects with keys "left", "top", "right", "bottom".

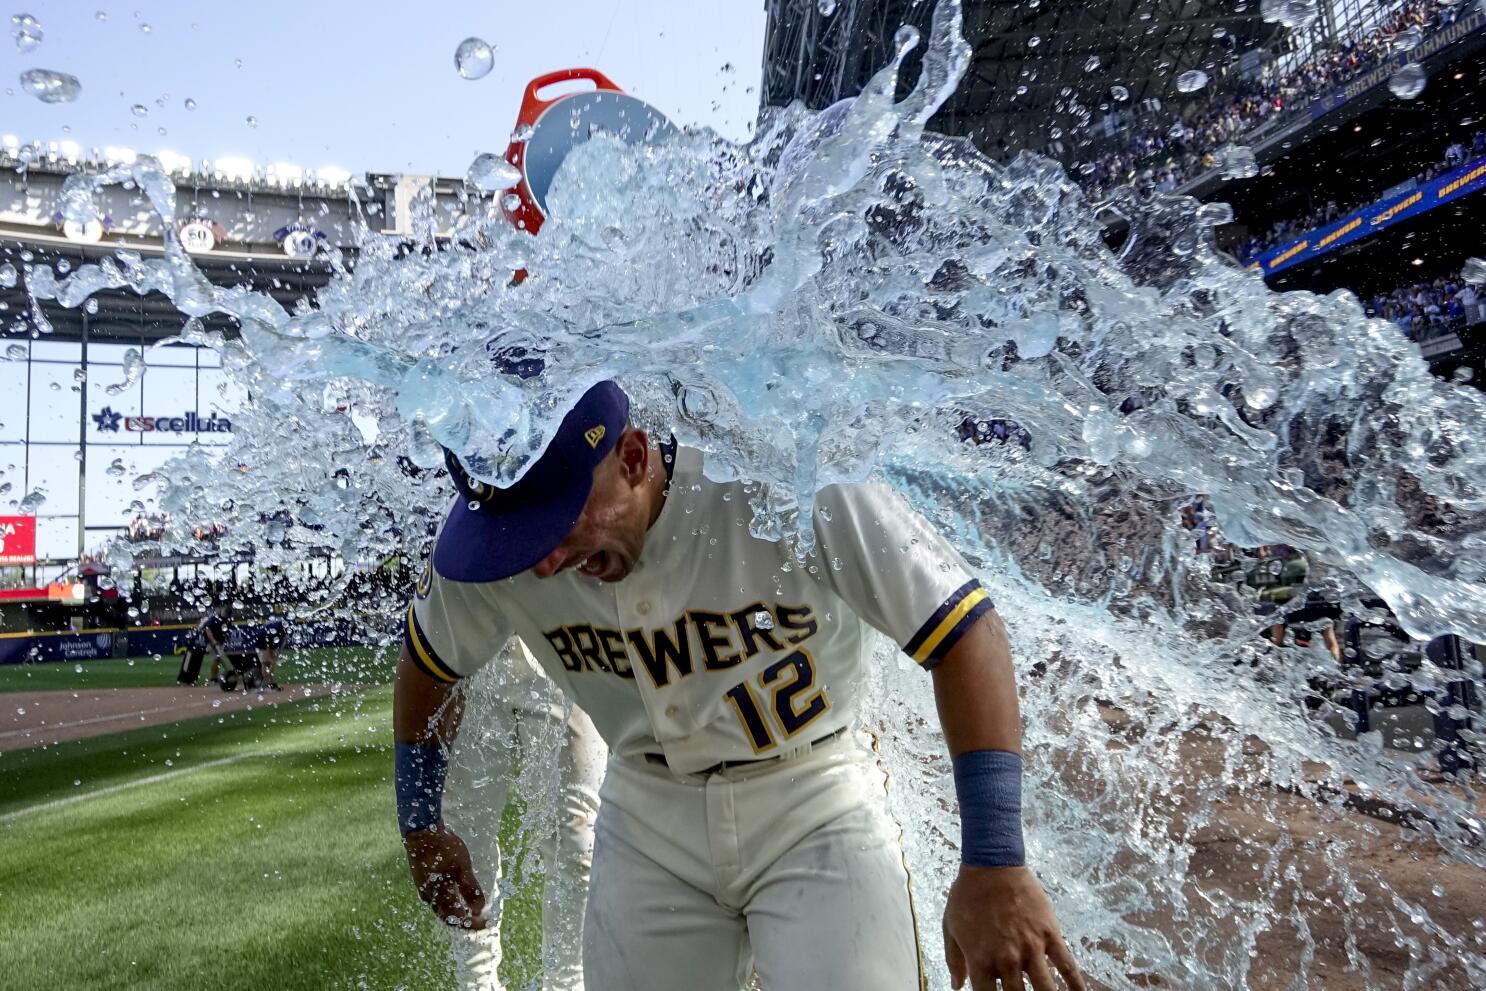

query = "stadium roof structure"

[
  {"left": 763, "top": 0, "right": 1291, "bottom": 161},
  {"left": 0, "top": 160, "right": 473, "bottom": 342}
]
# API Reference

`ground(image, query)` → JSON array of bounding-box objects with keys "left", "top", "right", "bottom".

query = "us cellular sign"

[{"left": 92, "top": 406, "right": 234, "bottom": 434}]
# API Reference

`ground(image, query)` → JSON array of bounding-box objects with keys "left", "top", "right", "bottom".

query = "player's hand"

[
  {"left": 943, "top": 864, "right": 1084, "bottom": 991},
  {"left": 402, "top": 822, "right": 488, "bottom": 930}
]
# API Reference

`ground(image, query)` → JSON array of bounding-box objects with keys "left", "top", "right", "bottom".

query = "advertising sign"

[
  {"left": 0, "top": 515, "right": 37, "bottom": 564},
  {"left": 1248, "top": 155, "right": 1486, "bottom": 276}
]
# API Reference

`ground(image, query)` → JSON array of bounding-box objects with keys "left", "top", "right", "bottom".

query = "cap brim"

[{"left": 432, "top": 479, "right": 593, "bottom": 583}]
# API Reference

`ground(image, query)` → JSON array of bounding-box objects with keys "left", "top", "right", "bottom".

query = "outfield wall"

[{"left": 0, "top": 618, "right": 363, "bottom": 664}]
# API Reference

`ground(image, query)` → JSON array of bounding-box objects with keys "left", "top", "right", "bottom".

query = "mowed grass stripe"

[
  {"left": 0, "top": 676, "right": 546, "bottom": 991},
  {"left": 0, "top": 686, "right": 460, "bottom": 990}
]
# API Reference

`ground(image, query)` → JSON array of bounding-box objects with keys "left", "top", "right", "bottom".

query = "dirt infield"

[{"left": 0, "top": 683, "right": 344, "bottom": 753}]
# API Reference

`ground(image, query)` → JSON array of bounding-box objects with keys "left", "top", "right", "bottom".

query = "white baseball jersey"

[{"left": 406, "top": 444, "right": 993, "bottom": 774}]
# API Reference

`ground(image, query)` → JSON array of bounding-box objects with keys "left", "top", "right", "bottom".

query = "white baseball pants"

[
  {"left": 582, "top": 731, "right": 924, "bottom": 991},
  {"left": 443, "top": 678, "right": 606, "bottom": 991}
]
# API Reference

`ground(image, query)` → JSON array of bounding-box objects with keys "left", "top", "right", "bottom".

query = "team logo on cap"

[
  {"left": 416, "top": 563, "right": 432, "bottom": 600},
  {"left": 584, "top": 425, "right": 606, "bottom": 449}
]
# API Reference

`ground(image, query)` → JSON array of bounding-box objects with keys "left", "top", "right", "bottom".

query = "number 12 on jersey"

[{"left": 723, "top": 647, "right": 830, "bottom": 753}]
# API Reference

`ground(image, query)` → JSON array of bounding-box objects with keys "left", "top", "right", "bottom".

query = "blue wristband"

[
  {"left": 952, "top": 749, "right": 1025, "bottom": 868},
  {"left": 395, "top": 742, "right": 447, "bottom": 836}
]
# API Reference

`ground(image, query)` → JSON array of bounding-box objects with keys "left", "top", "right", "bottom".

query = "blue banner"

[
  {"left": 0, "top": 629, "right": 116, "bottom": 665},
  {"left": 1309, "top": 8, "right": 1486, "bottom": 119},
  {"left": 1248, "top": 155, "right": 1486, "bottom": 276}
]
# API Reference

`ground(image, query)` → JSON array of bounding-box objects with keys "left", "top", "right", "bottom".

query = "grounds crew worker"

[{"left": 396, "top": 381, "right": 1084, "bottom": 991}]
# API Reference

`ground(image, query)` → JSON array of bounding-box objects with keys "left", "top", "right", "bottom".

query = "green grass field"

[
  {"left": 0, "top": 644, "right": 395, "bottom": 693},
  {"left": 0, "top": 649, "right": 543, "bottom": 990}
]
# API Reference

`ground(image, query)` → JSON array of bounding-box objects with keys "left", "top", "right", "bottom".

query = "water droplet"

[
  {"left": 84, "top": 297, "right": 99, "bottom": 314},
  {"left": 753, "top": 610, "right": 775, "bottom": 630},
  {"left": 107, "top": 458, "right": 127, "bottom": 477},
  {"left": 245, "top": 114, "right": 258, "bottom": 127},
  {"left": 509, "top": 122, "right": 533, "bottom": 143},
  {"left": 6, "top": 343, "right": 27, "bottom": 359},
  {"left": 1111, "top": 85, "right": 1130, "bottom": 101},
  {"left": 95, "top": 10, "right": 106, "bottom": 21},
  {"left": 1393, "top": 26, "right": 1422, "bottom": 53},
  {"left": 138, "top": 22, "right": 151, "bottom": 33},
  {"left": 1462, "top": 257, "right": 1486, "bottom": 284},
  {"left": 131, "top": 103, "right": 148, "bottom": 117},
  {"left": 1083, "top": 56, "right": 1101, "bottom": 73},
  {"left": 1218, "top": 144, "right": 1259, "bottom": 180},
  {"left": 1027, "top": 35, "right": 1041, "bottom": 48},
  {"left": 1388, "top": 63, "right": 1426, "bottom": 100},
  {"left": 74, "top": 664, "right": 83, "bottom": 673},
  {"left": 465, "top": 152, "right": 520, "bottom": 193},
  {"left": 18, "top": 68, "right": 80, "bottom": 104},
  {"left": 893, "top": 25, "right": 919, "bottom": 55},
  {"left": 454, "top": 37, "right": 494, "bottom": 80},
  {"left": 0, "top": 265, "right": 14, "bottom": 289},
  {"left": 1260, "top": 0, "right": 1318, "bottom": 30},
  {"left": 1176, "top": 69, "right": 1208, "bottom": 93},
  {"left": 11, "top": 12, "right": 42, "bottom": 52},
  {"left": 183, "top": 97, "right": 196, "bottom": 110},
  {"left": 15, "top": 706, "right": 25, "bottom": 715},
  {"left": 1197, "top": 202, "right": 1234, "bottom": 226},
  {"left": 818, "top": 0, "right": 837, "bottom": 14}
]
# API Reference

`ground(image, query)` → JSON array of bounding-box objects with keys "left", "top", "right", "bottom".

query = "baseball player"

[{"left": 395, "top": 380, "right": 1083, "bottom": 990}]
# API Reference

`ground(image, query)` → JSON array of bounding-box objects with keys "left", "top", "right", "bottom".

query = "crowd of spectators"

[
  {"left": 1364, "top": 276, "right": 1485, "bottom": 340},
  {"left": 1078, "top": 0, "right": 1470, "bottom": 201},
  {"left": 1236, "top": 129, "right": 1486, "bottom": 260}
]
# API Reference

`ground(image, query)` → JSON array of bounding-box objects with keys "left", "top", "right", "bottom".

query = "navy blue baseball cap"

[{"left": 434, "top": 381, "right": 630, "bottom": 582}]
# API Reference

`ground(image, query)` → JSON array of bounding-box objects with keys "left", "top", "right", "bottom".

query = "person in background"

[
  {"left": 256, "top": 614, "right": 288, "bottom": 691},
  {"left": 176, "top": 602, "right": 232, "bottom": 687}
]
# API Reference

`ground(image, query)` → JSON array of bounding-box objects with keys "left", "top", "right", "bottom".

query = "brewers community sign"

[{"left": 92, "top": 406, "right": 234, "bottom": 434}]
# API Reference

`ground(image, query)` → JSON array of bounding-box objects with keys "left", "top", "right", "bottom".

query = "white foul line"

[{"left": 0, "top": 755, "right": 240, "bottom": 823}]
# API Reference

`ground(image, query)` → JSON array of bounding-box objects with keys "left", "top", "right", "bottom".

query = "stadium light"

[
  {"left": 156, "top": 149, "right": 192, "bottom": 174},
  {"left": 214, "top": 156, "right": 256, "bottom": 182},
  {"left": 315, "top": 165, "right": 352, "bottom": 187}
]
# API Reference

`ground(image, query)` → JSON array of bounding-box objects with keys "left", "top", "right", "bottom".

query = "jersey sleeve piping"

[
  {"left": 404, "top": 602, "right": 461, "bottom": 683},
  {"left": 903, "top": 579, "right": 995, "bottom": 670}
]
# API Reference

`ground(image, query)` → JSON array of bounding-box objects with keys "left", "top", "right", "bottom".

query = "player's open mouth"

[{"left": 578, "top": 551, "right": 611, "bottom": 578}]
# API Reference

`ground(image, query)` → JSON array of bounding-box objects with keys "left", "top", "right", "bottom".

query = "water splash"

[
  {"left": 11, "top": 12, "right": 41, "bottom": 52},
  {"left": 24, "top": 0, "right": 1486, "bottom": 986},
  {"left": 18, "top": 67, "right": 80, "bottom": 104},
  {"left": 1389, "top": 63, "right": 1428, "bottom": 101},
  {"left": 454, "top": 37, "right": 494, "bottom": 80}
]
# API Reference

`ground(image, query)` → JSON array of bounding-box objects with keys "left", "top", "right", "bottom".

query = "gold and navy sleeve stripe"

[
  {"left": 404, "top": 603, "right": 460, "bottom": 684},
  {"left": 903, "top": 579, "right": 994, "bottom": 670}
]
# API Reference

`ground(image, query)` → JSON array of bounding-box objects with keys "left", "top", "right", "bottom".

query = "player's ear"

[{"left": 614, "top": 427, "right": 650, "bottom": 486}]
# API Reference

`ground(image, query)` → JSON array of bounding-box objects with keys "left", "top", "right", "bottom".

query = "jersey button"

[{"left": 636, "top": 600, "right": 651, "bottom": 616}]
